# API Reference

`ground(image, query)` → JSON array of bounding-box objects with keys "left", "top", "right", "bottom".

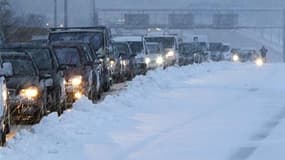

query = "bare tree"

[{"left": 0, "top": 0, "right": 14, "bottom": 41}]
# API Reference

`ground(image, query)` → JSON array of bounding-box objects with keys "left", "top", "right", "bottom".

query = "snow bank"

[{"left": 1, "top": 62, "right": 285, "bottom": 160}]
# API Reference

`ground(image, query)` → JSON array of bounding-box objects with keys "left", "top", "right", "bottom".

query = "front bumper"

[
  {"left": 146, "top": 59, "right": 164, "bottom": 69},
  {"left": 65, "top": 84, "right": 84, "bottom": 102},
  {"left": 179, "top": 57, "right": 194, "bottom": 65},
  {"left": 165, "top": 56, "right": 177, "bottom": 65},
  {"left": 8, "top": 95, "right": 42, "bottom": 121}
]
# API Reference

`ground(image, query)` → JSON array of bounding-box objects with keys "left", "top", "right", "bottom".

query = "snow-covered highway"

[{"left": 1, "top": 62, "right": 285, "bottom": 160}]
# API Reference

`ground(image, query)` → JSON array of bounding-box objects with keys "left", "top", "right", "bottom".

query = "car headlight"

[
  {"left": 120, "top": 60, "right": 128, "bottom": 66},
  {"left": 2, "top": 86, "right": 7, "bottom": 102},
  {"left": 74, "top": 91, "right": 83, "bottom": 99},
  {"left": 255, "top": 58, "right": 264, "bottom": 67},
  {"left": 110, "top": 60, "right": 116, "bottom": 68},
  {"left": 145, "top": 57, "right": 151, "bottom": 64},
  {"left": 232, "top": 55, "right": 239, "bottom": 62},
  {"left": 69, "top": 75, "right": 82, "bottom": 86},
  {"left": 166, "top": 50, "right": 175, "bottom": 58},
  {"left": 20, "top": 86, "right": 39, "bottom": 100},
  {"left": 110, "top": 60, "right": 115, "bottom": 65},
  {"left": 156, "top": 56, "right": 164, "bottom": 65}
]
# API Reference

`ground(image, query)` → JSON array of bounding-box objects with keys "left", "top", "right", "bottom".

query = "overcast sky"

[{"left": 10, "top": 0, "right": 285, "bottom": 26}]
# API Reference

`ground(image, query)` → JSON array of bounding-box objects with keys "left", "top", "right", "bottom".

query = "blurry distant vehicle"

[
  {"left": 49, "top": 26, "right": 112, "bottom": 92},
  {"left": 0, "top": 52, "right": 47, "bottom": 124},
  {"left": 231, "top": 48, "right": 259, "bottom": 63},
  {"left": 208, "top": 42, "right": 225, "bottom": 61},
  {"left": 178, "top": 43, "right": 195, "bottom": 66},
  {"left": 190, "top": 42, "right": 208, "bottom": 63},
  {"left": 178, "top": 42, "right": 208, "bottom": 65},
  {"left": 144, "top": 42, "right": 165, "bottom": 69},
  {"left": 144, "top": 32, "right": 179, "bottom": 67},
  {"left": 113, "top": 36, "right": 147, "bottom": 75},
  {"left": 221, "top": 43, "right": 232, "bottom": 61},
  {"left": 111, "top": 42, "right": 136, "bottom": 82}
]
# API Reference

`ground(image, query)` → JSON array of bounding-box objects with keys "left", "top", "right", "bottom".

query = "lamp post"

[
  {"left": 54, "top": 0, "right": 57, "bottom": 27},
  {"left": 91, "top": 0, "right": 98, "bottom": 25},
  {"left": 64, "top": 0, "right": 68, "bottom": 27}
]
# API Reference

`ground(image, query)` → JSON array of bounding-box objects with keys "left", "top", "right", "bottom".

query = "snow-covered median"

[{"left": 1, "top": 62, "right": 285, "bottom": 160}]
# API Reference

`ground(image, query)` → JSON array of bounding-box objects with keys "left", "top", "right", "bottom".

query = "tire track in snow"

[
  {"left": 230, "top": 107, "right": 285, "bottom": 160},
  {"left": 114, "top": 102, "right": 239, "bottom": 160}
]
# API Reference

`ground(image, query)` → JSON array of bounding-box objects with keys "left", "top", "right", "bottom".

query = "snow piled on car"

[{"left": 1, "top": 62, "right": 285, "bottom": 160}]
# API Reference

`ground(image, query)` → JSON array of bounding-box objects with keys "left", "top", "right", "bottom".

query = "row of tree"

[{"left": 0, "top": 0, "right": 48, "bottom": 43}]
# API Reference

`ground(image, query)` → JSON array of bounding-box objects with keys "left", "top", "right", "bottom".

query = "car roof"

[
  {"left": 113, "top": 41, "right": 129, "bottom": 45},
  {"left": 145, "top": 35, "right": 176, "bottom": 38},
  {"left": 0, "top": 42, "right": 50, "bottom": 49},
  {"left": 113, "top": 36, "right": 143, "bottom": 42},
  {"left": 146, "top": 42, "right": 160, "bottom": 45},
  {"left": 49, "top": 29, "right": 103, "bottom": 34},
  {"left": 50, "top": 41, "right": 89, "bottom": 47},
  {"left": 0, "top": 51, "right": 30, "bottom": 58}
]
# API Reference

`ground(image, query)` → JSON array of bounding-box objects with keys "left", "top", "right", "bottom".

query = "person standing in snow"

[{"left": 260, "top": 46, "right": 268, "bottom": 62}]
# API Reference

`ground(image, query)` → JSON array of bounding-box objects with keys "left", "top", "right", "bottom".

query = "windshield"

[
  {"left": 26, "top": 49, "right": 53, "bottom": 71},
  {"left": 179, "top": 44, "right": 195, "bottom": 55},
  {"left": 209, "top": 43, "right": 222, "bottom": 51},
  {"left": 180, "top": 43, "right": 206, "bottom": 53},
  {"left": 4, "top": 58, "right": 36, "bottom": 76},
  {"left": 54, "top": 47, "right": 81, "bottom": 66},
  {"left": 129, "top": 42, "right": 143, "bottom": 55},
  {"left": 147, "top": 43, "right": 161, "bottom": 54},
  {"left": 113, "top": 43, "right": 130, "bottom": 57},
  {"left": 234, "top": 50, "right": 256, "bottom": 57},
  {"left": 145, "top": 37, "right": 175, "bottom": 49},
  {"left": 50, "top": 32, "right": 104, "bottom": 51},
  {"left": 221, "top": 45, "right": 230, "bottom": 52}
]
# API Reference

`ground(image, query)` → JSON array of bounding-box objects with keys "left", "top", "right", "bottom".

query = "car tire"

[
  {"left": 4, "top": 120, "right": 10, "bottom": 134},
  {"left": 42, "top": 89, "right": 48, "bottom": 116},
  {"left": 33, "top": 109, "right": 43, "bottom": 124},
  {"left": 104, "top": 81, "right": 111, "bottom": 92},
  {"left": 0, "top": 128, "right": 6, "bottom": 147},
  {"left": 57, "top": 100, "right": 65, "bottom": 117}
]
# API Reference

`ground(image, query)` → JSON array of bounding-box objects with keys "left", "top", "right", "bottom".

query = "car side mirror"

[
  {"left": 58, "top": 64, "right": 68, "bottom": 71},
  {"left": 0, "top": 62, "right": 13, "bottom": 77},
  {"left": 58, "top": 71, "right": 64, "bottom": 77},
  {"left": 97, "top": 54, "right": 105, "bottom": 59}
]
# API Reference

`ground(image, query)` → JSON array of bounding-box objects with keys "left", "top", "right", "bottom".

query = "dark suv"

[
  {"left": 0, "top": 43, "right": 66, "bottom": 115},
  {"left": 112, "top": 42, "right": 136, "bottom": 81},
  {"left": 51, "top": 42, "right": 101, "bottom": 104},
  {"left": 48, "top": 26, "right": 112, "bottom": 92},
  {"left": 0, "top": 51, "right": 47, "bottom": 124},
  {"left": 179, "top": 43, "right": 208, "bottom": 65}
]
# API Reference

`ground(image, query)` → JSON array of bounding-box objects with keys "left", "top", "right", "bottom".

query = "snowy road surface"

[{"left": 1, "top": 62, "right": 285, "bottom": 160}]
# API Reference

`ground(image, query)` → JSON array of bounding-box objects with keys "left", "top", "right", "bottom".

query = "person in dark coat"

[{"left": 260, "top": 46, "right": 268, "bottom": 62}]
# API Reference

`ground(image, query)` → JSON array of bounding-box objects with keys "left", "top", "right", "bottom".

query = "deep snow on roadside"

[{"left": 1, "top": 62, "right": 285, "bottom": 160}]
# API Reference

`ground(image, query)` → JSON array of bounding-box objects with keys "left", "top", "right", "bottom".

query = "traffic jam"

[{"left": 0, "top": 26, "right": 267, "bottom": 146}]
